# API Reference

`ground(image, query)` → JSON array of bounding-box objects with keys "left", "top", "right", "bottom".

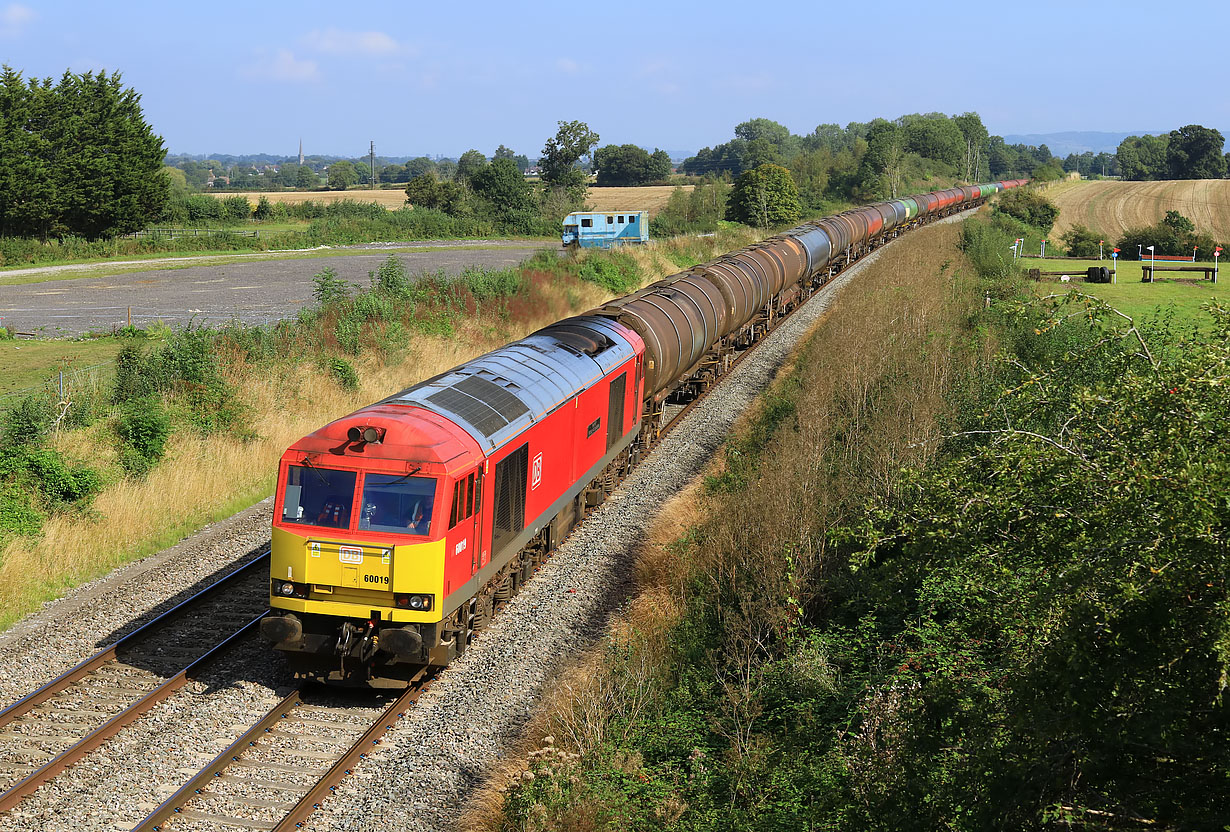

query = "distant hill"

[{"left": 1001, "top": 131, "right": 1165, "bottom": 156}]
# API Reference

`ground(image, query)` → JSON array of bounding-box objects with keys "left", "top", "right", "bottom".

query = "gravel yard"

[{"left": 0, "top": 241, "right": 546, "bottom": 336}]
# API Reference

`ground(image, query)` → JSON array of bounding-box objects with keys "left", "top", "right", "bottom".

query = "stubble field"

[
  {"left": 222, "top": 184, "right": 694, "bottom": 216},
  {"left": 1045, "top": 179, "right": 1230, "bottom": 242}
]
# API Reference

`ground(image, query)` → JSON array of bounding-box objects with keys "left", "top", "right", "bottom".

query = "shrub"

[
  {"left": 0, "top": 487, "right": 45, "bottom": 539},
  {"left": 959, "top": 218, "right": 1018, "bottom": 283},
  {"left": 1060, "top": 223, "right": 1105, "bottom": 258},
  {"left": 312, "top": 266, "right": 352, "bottom": 306},
  {"left": 2, "top": 395, "right": 55, "bottom": 446},
  {"left": 0, "top": 326, "right": 12, "bottom": 340},
  {"left": 114, "top": 397, "right": 170, "bottom": 473},
  {"left": 994, "top": 188, "right": 1059, "bottom": 233},
  {"left": 328, "top": 357, "right": 359, "bottom": 390},
  {"left": 221, "top": 195, "right": 252, "bottom": 222},
  {"left": 21, "top": 448, "right": 101, "bottom": 504},
  {"left": 253, "top": 196, "right": 275, "bottom": 221},
  {"left": 578, "top": 251, "right": 640, "bottom": 294},
  {"left": 370, "top": 255, "right": 413, "bottom": 298}
]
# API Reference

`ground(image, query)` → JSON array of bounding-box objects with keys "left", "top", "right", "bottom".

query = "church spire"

[{"left": 298, "top": 138, "right": 304, "bottom": 166}]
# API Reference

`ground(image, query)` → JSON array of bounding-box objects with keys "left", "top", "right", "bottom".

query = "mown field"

[
  {"left": 1026, "top": 255, "right": 1224, "bottom": 322},
  {"left": 225, "top": 189, "right": 409, "bottom": 207},
  {"left": 221, "top": 184, "right": 693, "bottom": 217},
  {"left": 1045, "top": 178, "right": 1230, "bottom": 243},
  {"left": 585, "top": 185, "right": 693, "bottom": 216}
]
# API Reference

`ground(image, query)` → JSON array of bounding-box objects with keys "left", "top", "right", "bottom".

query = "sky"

[{"left": 2, "top": 0, "right": 1227, "bottom": 160}]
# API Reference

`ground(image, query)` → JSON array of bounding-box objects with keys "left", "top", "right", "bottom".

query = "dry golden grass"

[
  {"left": 225, "top": 189, "right": 410, "bottom": 207},
  {"left": 585, "top": 185, "right": 694, "bottom": 217},
  {"left": 1045, "top": 179, "right": 1230, "bottom": 243},
  {"left": 0, "top": 232, "right": 757, "bottom": 630}
]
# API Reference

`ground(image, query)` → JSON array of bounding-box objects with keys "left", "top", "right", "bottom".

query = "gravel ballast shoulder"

[{"left": 295, "top": 219, "right": 972, "bottom": 831}]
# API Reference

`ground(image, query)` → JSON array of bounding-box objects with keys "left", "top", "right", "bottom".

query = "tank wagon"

[{"left": 260, "top": 179, "right": 1027, "bottom": 685}]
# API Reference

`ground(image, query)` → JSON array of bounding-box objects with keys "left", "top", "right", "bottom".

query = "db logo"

[{"left": 531, "top": 452, "right": 543, "bottom": 490}]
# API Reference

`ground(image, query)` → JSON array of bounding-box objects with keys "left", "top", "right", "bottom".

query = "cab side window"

[{"left": 449, "top": 472, "right": 479, "bottom": 529}]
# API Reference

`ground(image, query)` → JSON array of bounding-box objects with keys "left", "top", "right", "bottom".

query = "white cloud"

[
  {"left": 302, "top": 28, "right": 400, "bottom": 56},
  {"left": 556, "top": 57, "right": 581, "bottom": 74},
  {"left": 242, "top": 49, "right": 320, "bottom": 83},
  {"left": 0, "top": 3, "right": 35, "bottom": 36}
]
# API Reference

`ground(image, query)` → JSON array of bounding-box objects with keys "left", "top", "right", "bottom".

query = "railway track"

[
  {"left": 0, "top": 553, "right": 270, "bottom": 816},
  {"left": 134, "top": 678, "right": 428, "bottom": 831}
]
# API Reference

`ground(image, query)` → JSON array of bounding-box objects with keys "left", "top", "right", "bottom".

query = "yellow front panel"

[{"left": 271, "top": 526, "right": 445, "bottom": 623}]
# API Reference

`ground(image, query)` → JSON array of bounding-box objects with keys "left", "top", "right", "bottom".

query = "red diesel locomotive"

[{"left": 260, "top": 317, "right": 645, "bottom": 684}]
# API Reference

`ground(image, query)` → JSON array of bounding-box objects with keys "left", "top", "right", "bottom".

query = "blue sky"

[{"left": 2, "top": 0, "right": 1226, "bottom": 159}]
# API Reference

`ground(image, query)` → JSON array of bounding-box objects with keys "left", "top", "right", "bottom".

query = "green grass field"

[
  {"left": 0, "top": 336, "right": 126, "bottom": 405},
  {"left": 1026, "top": 257, "right": 1224, "bottom": 324}
]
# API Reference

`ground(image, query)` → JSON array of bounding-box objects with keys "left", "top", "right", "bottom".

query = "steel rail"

[
  {"left": 134, "top": 675, "right": 430, "bottom": 832},
  {"left": 0, "top": 550, "right": 270, "bottom": 728},
  {"left": 0, "top": 614, "right": 265, "bottom": 813}
]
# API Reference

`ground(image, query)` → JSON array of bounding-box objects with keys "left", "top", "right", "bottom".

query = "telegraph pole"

[{"left": 370, "top": 141, "right": 376, "bottom": 190}]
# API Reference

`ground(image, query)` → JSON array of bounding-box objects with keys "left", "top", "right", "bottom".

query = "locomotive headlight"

[
  {"left": 272, "top": 579, "right": 304, "bottom": 598},
  {"left": 395, "top": 593, "right": 432, "bottom": 611}
]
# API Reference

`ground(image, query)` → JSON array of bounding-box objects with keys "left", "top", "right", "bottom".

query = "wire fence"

[
  {"left": 0, "top": 305, "right": 296, "bottom": 333},
  {"left": 0, "top": 360, "right": 116, "bottom": 419}
]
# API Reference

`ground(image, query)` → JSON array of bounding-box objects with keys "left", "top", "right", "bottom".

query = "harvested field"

[
  {"left": 214, "top": 184, "right": 694, "bottom": 217},
  {"left": 1045, "top": 179, "right": 1230, "bottom": 242},
  {"left": 585, "top": 184, "right": 694, "bottom": 216},
  {"left": 224, "top": 189, "right": 410, "bottom": 207}
]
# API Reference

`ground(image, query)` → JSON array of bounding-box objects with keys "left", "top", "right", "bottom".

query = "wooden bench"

[
  {"left": 1027, "top": 267, "right": 1112, "bottom": 283},
  {"left": 1140, "top": 265, "right": 1217, "bottom": 283}
]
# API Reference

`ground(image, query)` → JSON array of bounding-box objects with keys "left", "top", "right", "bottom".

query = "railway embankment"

[{"left": 477, "top": 217, "right": 1230, "bottom": 830}]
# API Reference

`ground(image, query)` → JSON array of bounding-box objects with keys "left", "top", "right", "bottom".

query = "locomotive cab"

[{"left": 260, "top": 405, "right": 484, "bottom": 686}]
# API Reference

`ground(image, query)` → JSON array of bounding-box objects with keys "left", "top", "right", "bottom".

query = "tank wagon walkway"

[{"left": 0, "top": 241, "right": 544, "bottom": 336}]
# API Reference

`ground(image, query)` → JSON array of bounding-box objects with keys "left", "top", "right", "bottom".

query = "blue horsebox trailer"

[{"left": 562, "top": 211, "right": 650, "bottom": 249}]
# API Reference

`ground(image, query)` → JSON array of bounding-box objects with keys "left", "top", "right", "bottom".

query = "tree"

[
  {"left": 404, "top": 173, "right": 465, "bottom": 214},
  {"left": 681, "top": 140, "right": 747, "bottom": 176},
  {"left": 858, "top": 119, "right": 906, "bottom": 197},
  {"left": 953, "top": 112, "right": 989, "bottom": 180},
  {"left": 902, "top": 116, "right": 964, "bottom": 168},
  {"left": 296, "top": 165, "right": 320, "bottom": 189},
  {"left": 455, "top": 149, "right": 488, "bottom": 185},
  {"left": 539, "top": 120, "right": 599, "bottom": 193},
  {"left": 1166, "top": 125, "right": 1227, "bottom": 180},
  {"left": 404, "top": 156, "right": 437, "bottom": 180},
  {"left": 593, "top": 144, "right": 669, "bottom": 186},
  {"left": 327, "top": 160, "right": 358, "bottom": 190},
  {"left": 0, "top": 67, "right": 168, "bottom": 239},
  {"left": 469, "top": 158, "right": 534, "bottom": 221},
  {"left": 726, "top": 163, "right": 801, "bottom": 227},
  {"left": 1059, "top": 224, "right": 1104, "bottom": 257},
  {"left": 493, "top": 144, "right": 515, "bottom": 161},
  {"left": 1117, "top": 134, "right": 1169, "bottom": 181}
]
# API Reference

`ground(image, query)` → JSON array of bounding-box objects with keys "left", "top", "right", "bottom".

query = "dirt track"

[{"left": 0, "top": 241, "right": 547, "bottom": 336}]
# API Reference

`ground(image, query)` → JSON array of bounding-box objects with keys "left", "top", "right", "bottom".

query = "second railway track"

[{"left": 0, "top": 554, "right": 270, "bottom": 817}]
